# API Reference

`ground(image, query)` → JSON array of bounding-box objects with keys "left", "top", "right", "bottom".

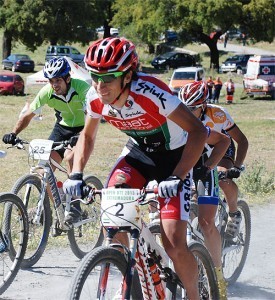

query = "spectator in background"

[
  {"left": 224, "top": 32, "right": 229, "bottom": 48},
  {"left": 241, "top": 33, "right": 247, "bottom": 46},
  {"left": 207, "top": 76, "right": 214, "bottom": 103},
  {"left": 225, "top": 78, "right": 235, "bottom": 104},
  {"left": 213, "top": 77, "right": 223, "bottom": 104}
]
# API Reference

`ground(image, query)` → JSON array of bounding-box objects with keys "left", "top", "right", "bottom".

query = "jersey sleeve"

[
  {"left": 134, "top": 74, "right": 181, "bottom": 116},
  {"left": 29, "top": 84, "right": 51, "bottom": 112},
  {"left": 221, "top": 107, "right": 235, "bottom": 130},
  {"left": 86, "top": 87, "right": 102, "bottom": 118}
]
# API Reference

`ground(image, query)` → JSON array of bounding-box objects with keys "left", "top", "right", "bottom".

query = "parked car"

[
  {"left": 2, "top": 54, "right": 35, "bottom": 73},
  {"left": 0, "top": 71, "right": 25, "bottom": 96},
  {"left": 45, "top": 45, "right": 84, "bottom": 64},
  {"left": 151, "top": 51, "right": 196, "bottom": 70},
  {"left": 168, "top": 67, "right": 205, "bottom": 95},
  {"left": 221, "top": 54, "right": 253, "bottom": 74},
  {"left": 159, "top": 30, "right": 178, "bottom": 42}
]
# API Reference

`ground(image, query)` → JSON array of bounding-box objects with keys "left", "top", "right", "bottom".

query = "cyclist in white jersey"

[
  {"left": 3, "top": 57, "right": 90, "bottom": 223},
  {"left": 179, "top": 81, "right": 248, "bottom": 238},
  {"left": 63, "top": 37, "right": 230, "bottom": 299}
]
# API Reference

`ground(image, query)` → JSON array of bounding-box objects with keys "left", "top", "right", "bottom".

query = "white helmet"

[{"left": 178, "top": 81, "right": 209, "bottom": 106}]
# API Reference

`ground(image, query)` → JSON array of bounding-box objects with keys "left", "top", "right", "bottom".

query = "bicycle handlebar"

[
  {"left": 218, "top": 165, "right": 245, "bottom": 180},
  {"left": 82, "top": 185, "right": 159, "bottom": 206},
  {"left": 9, "top": 137, "right": 73, "bottom": 151}
]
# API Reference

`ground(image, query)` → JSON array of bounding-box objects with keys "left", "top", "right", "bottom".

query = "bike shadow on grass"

[{"left": 228, "top": 282, "right": 275, "bottom": 299}]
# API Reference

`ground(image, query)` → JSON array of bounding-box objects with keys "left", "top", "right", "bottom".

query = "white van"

[{"left": 243, "top": 55, "right": 275, "bottom": 99}]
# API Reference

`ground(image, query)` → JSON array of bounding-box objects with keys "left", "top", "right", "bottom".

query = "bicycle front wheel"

[
  {"left": 222, "top": 199, "right": 251, "bottom": 284},
  {"left": 11, "top": 174, "right": 52, "bottom": 268},
  {"left": 67, "top": 175, "right": 104, "bottom": 259},
  {"left": 0, "top": 193, "right": 28, "bottom": 294},
  {"left": 67, "top": 246, "right": 142, "bottom": 300}
]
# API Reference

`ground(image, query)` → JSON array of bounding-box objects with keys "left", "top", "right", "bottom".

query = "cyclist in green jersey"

[{"left": 2, "top": 57, "right": 90, "bottom": 223}]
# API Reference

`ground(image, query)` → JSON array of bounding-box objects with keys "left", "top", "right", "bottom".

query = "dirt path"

[{"left": 1, "top": 202, "right": 275, "bottom": 300}]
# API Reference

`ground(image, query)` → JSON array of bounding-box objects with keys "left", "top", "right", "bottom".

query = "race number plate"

[
  {"left": 101, "top": 188, "right": 141, "bottom": 227},
  {"left": 29, "top": 139, "right": 54, "bottom": 161}
]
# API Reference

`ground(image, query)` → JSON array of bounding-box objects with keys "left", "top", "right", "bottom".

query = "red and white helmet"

[
  {"left": 178, "top": 81, "right": 209, "bottom": 106},
  {"left": 85, "top": 37, "right": 138, "bottom": 73}
]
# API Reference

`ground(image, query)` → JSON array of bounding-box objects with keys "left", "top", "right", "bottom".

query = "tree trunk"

[
  {"left": 2, "top": 30, "right": 12, "bottom": 60},
  {"left": 199, "top": 32, "right": 222, "bottom": 72}
]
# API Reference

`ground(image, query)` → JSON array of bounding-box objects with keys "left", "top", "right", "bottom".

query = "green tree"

[
  {"left": 0, "top": 0, "right": 104, "bottom": 59},
  {"left": 112, "top": 0, "right": 274, "bottom": 70}
]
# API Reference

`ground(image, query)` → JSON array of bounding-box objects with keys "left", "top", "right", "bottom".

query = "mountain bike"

[
  {"left": 191, "top": 169, "right": 251, "bottom": 284},
  {"left": 7, "top": 137, "right": 104, "bottom": 268},
  {"left": 67, "top": 187, "right": 219, "bottom": 299},
  {"left": 0, "top": 151, "right": 29, "bottom": 294}
]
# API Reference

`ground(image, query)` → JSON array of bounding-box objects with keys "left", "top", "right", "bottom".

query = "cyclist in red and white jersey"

[{"left": 63, "top": 37, "right": 229, "bottom": 299}]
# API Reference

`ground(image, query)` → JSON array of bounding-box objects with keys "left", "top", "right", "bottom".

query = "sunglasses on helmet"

[{"left": 90, "top": 71, "right": 124, "bottom": 83}]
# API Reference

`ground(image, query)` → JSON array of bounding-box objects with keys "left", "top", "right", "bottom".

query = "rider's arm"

[
  {"left": 227, "top": 125, "right": 248, "bottom": 168},
  {"left": 204, "top": 130, "right": 230, "bottom": 169},
  {"left": 12, "top": 109, "right": 36, "bottom": 135},
  {"left": 168, "top": 103, "right": 208, "bottom": 180},
  {"left": 71, "top": 115, "right": 100, "bottom": 174}
]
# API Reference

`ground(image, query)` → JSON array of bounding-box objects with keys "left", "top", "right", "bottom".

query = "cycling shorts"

[
  {"left": 193, "top": 168, "right": 219, "bottom": 206},
  {"left": 106, "top": 139, "right": 192, "bottom": 221},
  {"left": 48, "top": 123, "right": 83, "bottom": 158}
]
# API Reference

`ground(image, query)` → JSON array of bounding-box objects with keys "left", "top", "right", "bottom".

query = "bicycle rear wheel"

[
  {"left": 148, "top": 223, "right": 219, "bottom": 299},
  {"left": 67, "top": 246, "right": 142, "bottom": 300},
  {"left": 0, "top": 193, "right": 28, "bottom": 294},
  {"left": 222, "top": 199, "right": 251, "bottom": 284},
  {"left": 11, "top": 174, "right": 52, "bottom": 268},
  {"left": 67, "top": 175, "right": 104, "bottom": 259}
]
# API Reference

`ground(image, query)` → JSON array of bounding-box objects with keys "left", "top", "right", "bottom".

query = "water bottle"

[
  {"left": 56, "top": 181, "right": 65, "bottom": 203},
  {"left": 147, "top": 258, "right": 165, "bottom": 299}
]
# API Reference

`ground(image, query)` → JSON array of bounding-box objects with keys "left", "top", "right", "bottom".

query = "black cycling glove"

[
  {"left": 2, "top": 133, "right": 17, "bottom": 145},
  {"left": 227, "top": 167, "right": 242, "bottom": 179},
  {"left": 69, "top": 135, "right": 79, "bottom": 147},
  {"left": 193, "top": 165, "right": 211, "bottom": 182}
]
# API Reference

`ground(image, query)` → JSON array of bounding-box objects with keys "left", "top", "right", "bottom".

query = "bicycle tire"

[
  {"left": 0, "top": 192, "right": 28, "bottom": 294},
  {"left": 222, "top": 199, "right": 251, "bottom": 284},
  {"left": 67, "top": 175, "right": 104, "bottom": 259},
  {"left": 67, "top": 246, "right": 142, "bottom": 300},
  {"left": 11, "top": 174, "right": 52, "bottom": 268},
  {"left": 148, "top": 223, "right": 219, "bottom": 299}
]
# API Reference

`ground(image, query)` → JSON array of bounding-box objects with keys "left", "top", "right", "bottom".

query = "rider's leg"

[
  {"left": 159, "top": 171, "right": 199, "bottom": 300},
  {"left": 161, "top": 219, "right": 199, "bottom": 300},
  {"left": 198, "top": 203, "right": 221, "bottom": 267}
]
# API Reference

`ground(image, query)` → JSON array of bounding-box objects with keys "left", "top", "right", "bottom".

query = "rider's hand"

[
  {"left": 2, "top": 132, "right": 17, "bottom": 145},
  {"left": 227, "top": 167, "right": 242, "bottom": 179},
  {"left": 158, "top": 176, "right": 183, "bottom": 198},
  {"left": 69, "top": 135, "right": 79, "bottom": 147},
  {"left": 63, "top": 172, "right": 84, "bottom": 197},
  {"left": 193, "top": 165, "right": 211, "bottom": 182}
]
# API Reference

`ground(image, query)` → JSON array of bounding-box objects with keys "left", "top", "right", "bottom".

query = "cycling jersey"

[
  {"left": 86, "top": 72, "right": 188, "bottom": 152},
  {"left": 29, "top": 78, "right": 90, "bottom": 127},
  {"left": 201, "top": 104, "right": 236, "bottom": 162},
  {"left": 86, "top": 72, "right": 193, "bottom": 221},
  {"left": 201, "top": 104, "right": 235, "bottom": 132}
]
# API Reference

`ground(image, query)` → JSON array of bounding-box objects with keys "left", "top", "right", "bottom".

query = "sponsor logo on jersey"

[{"left": 136, "top": 81, "right": 167, "bottom": 109}]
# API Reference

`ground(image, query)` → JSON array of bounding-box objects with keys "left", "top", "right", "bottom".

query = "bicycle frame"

[
  {"left": 99, "top": 188, "right": 183, "bottom": 300},
  {"left": 12, "top": 138, "right": 100, "bottom": 232}
]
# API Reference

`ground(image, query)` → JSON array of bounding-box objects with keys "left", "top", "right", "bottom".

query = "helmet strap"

[{"left": 110, "top": 73, "right": 131, "bottom": 105}]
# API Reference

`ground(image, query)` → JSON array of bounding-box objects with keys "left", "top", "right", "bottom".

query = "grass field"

[{"left": 0, "top": 35, "right": 274, "bottom": 204}]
